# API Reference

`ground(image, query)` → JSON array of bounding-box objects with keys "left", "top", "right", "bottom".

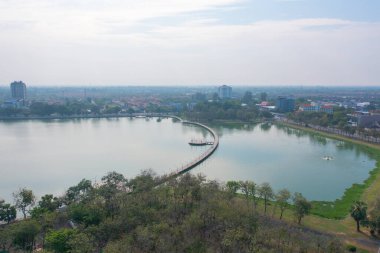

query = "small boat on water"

[{"left": 322, "top": 156, "right": 334, "bottom": 161}]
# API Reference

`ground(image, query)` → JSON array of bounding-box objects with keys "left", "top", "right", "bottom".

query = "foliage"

[
  {"left": 0, "top": 200, "right": 16, "bottom": 224},
  {"left": 258, "top": 182, "right": 274, "bottom": 214},
  {"left": 184, "top": 100, "right": 261, "bottom": 122},
  {"left": 275, "top": 188, "right": 291, "bottom": 219},
  {"left": 13, "top": 188, "right": 36, "bottom": 219},
  {"left": 288, "top": 107, "right": 352, "bottom": 130},
  {"left": 65, "top": 179, "right": 93, "bottom": 204},
  {"left": 12, "top": 220, "right": 40, "bottom": 251},
  {"left": 350, "top": 201, "right": 368, "bottom": 232},
  {"left": 0, "top": 172, "right": 345, "bottom": 252},
  {"left": 45, "top": 229, "right": 75, "bottom": 253},
  {"left": 226, "top": 181, "right": 240, "bottom": 195},
  {"left": 293, "top": 192, "right": 312, "bottom": 224}
]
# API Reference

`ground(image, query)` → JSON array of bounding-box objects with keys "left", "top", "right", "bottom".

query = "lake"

[{"left": 0, "top": 118, "right": 376, "bottom": 202}]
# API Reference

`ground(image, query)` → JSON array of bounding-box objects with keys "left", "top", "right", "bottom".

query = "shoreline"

[
  {"left": 277, "top": 121, "right": 380, "bottom": 219},
  {"left": 0, "top": 113, "right": 181, "bottom": 121},
  {"left": 2, "top": 116, "right": 378, "bottom": 218}
]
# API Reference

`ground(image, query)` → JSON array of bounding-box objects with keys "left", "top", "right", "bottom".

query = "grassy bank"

[{"left": 277, "top": 122, "right": 380, "bottom": 219}]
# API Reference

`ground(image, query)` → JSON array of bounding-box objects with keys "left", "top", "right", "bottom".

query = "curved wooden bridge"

[{"left": 137, "top": 114, "right": 219, "bottom": 183}]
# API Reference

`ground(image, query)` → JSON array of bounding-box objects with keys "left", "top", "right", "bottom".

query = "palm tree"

[{"left": 350, "top": 201, "right": 367, "bottom": 232}]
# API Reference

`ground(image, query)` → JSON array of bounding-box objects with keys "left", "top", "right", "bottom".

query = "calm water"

[{"left": 0, "top": 118, "right": 376, "bottom": 202}]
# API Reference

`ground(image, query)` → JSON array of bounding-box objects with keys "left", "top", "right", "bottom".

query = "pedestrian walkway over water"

[{"left": 141, "top": 114, "right": 219, "bottom": 183}]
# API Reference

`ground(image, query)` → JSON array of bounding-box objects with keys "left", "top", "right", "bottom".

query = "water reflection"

[
  {"left": 0, "top": 119, "right": 376, "bottom": 202},
  {"left": 193, "top": 122, "right": 376, "bottom": 201}
]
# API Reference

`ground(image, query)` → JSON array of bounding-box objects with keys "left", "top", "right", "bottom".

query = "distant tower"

[
  {"left": 218, "top": 85, "right": 232, "bottom": 99},
  {"left": 10, "top": 81, "right": 27, "bottom": 100}
]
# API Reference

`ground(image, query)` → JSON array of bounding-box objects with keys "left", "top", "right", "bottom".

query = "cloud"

[{"left": 0, "top": 1, "right": 379, "bottom": 86}]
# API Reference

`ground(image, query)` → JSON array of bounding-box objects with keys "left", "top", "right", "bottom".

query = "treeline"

[
  {"left": 0, "top": 172, "right": 346, "bottom": 253},
  {"left": 0, "top": 101, "right": 103, "bottom": 117},
  {"left": 185, "top": 100, "right": 272, "bottom": 122},
  {"left": 287, "top": 108, "right": 355, "bottom": 133}
]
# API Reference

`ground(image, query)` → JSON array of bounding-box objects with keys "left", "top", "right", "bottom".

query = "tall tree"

[
  {"left": 242, "top": 91, "right": 253, "bottom": 104},
  {"left": 226, "top": 181, "right": 240, "bottom": 196},
  {"left": 13, "top": 188, "right": 36, "bottom": 219},
  {"left": 260, "top": 92, "right": 268, "bottom": 102},
  {"left": 12, "top": 220, "right": 41, "bottom": 252},
  {"left": 276, "top": 189, "right": 291, "bottom": 220},
  {"left": 65, "top": 179, "right": 93, "bottom": 204},
  {"left": 0, "top": 200, "right": 16, "bottom": 224},
  {"left": 258, "top": 182, "right": 274, "bottom": 214},
  {"left": 239, "top": 181, "right": 250, "bottom": 207},
  {"left": 39, "top": 194, "right": 61, "bottom": 212},
  {"left": 293, "top": 192, "right": 311, "bottom": 224},
  {"left": 350, "top": 201, "right": 367, "bottom": 232},
  {"left": 247, "top": 181, "right": 258, "bottom": 210}
]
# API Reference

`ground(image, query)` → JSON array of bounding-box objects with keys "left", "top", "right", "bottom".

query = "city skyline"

[{"left": 0, "top": 0, "right": 379, "bottom": 86}]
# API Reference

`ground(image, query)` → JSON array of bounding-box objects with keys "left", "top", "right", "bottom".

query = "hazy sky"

[{"left": 0, "top": 0, "right": 379, "bottom": 86}]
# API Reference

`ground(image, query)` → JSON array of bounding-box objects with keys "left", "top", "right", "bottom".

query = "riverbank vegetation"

[
  {"left": 287, "top": 107, "right": 353, "bottom": 130},
  {"left": 0, "top": 172, "right": 347, "bottom": 253},
  {"left": 184, "top": 100, "right": 272, "bottom": 123}
]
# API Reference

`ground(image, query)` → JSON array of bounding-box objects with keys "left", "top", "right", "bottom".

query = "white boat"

[{"left": 322, "top": 156, "right": 334, "bottom": 161}]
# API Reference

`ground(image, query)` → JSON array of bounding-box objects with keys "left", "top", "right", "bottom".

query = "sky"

[{"left": 0, "top": 0, "right": 379, "bottom": 86}]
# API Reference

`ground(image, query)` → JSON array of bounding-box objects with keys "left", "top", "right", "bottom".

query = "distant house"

[
  {"left": 218, "top": 85, "right": 232, "bottom": 99},
  {"left": 299, "top": 104, "right": 319, "bottom": 112},
  {"left": 256, "top": 101, "right": 275, "bottom": 111},
  {"left": 1, "top": 99, "right": 24, "bottom": 109},
  {"left": 299, "top": 103, "right": 333, "bottom": 114},
  {"left": 357, "top": 114, "right": 380, "bottom": 128},
  {"left": 320, "top": 105, "right": 333, "bottom": 114}
]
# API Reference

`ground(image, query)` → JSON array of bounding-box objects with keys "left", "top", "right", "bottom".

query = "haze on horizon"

[{"left": 0, "top": 0, "right": 379, "bottom": 87}]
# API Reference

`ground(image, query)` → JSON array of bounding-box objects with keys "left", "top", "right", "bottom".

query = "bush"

[{"left": 346, "top": 244, "right": 357, "bottom": 252}]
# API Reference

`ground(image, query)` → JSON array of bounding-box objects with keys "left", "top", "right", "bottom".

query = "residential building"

[
  {"left": 357, "top": 114, "right": 380, "bottom": 128},
  {"left": 299, "top": 103, "right": 333, "bottom": 114},
  {"left": 218, "top": 85, "right": 232, "bottom": 99}
]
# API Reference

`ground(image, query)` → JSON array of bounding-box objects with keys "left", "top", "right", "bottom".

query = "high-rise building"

[
  {"left": 218, "top": 85, "right": 232, "bottom": 99},
  {"left": 10, "top": 81, "right": 27, "bottom": 100},
  {"left": 276, "top": 96, "right": 295, "bottom": 113}
]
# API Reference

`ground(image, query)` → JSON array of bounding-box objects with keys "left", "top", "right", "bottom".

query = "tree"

[
  {"left": 67, "top": 232, "right": 95, "bottom": 253},
  {"left": 276, "top": 189, "right": 291, "bottom": 220},
  {"left": 0, "top": 225, "right": 14, "bottom": 252},
  {"left": 39, "top": 194, "right": 61, "bottom": 212},
  {"left": 226, "top": 181, "right": 240, "bottom": 195},
  {"left": 242, "top": 91, "right": 253, "bottom": 104},
  {"left": 247, "top": 181, "right": 258, "bottom": 210},
  {"left": 350, "top": 201, "right": 367, "bottom": 232},
  {"left": 65, "top": 179, "right": 93, "bottom": 204},
  {"left": 13, "top": 188, "right": 36, "bottom": 219},
  {"left": 260, "top": 92, "right": 267, "bottom": 102},
  {"left": 46, "top": 228, "right": 75, "bottom": 253},
  {"left": 239, "top": 181, "right": 250, "bottom": 207},
  {"left": 12, "top": 220, "right": 41, "bottom": 252},
  {"left": 258, "top": 182, "right": 274, "bottom": 214},
  {"left": 293, "top": 192, "right": 311, "bottom": 224},
  {"left": 0, "top": 200, "right": 17, "bottom": 224},
  {"left": 212, "top": 92, "right": 219, "bottom": 101},
  {"left": 98, "top": 171, "right": 127, "bottom": 218}
]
